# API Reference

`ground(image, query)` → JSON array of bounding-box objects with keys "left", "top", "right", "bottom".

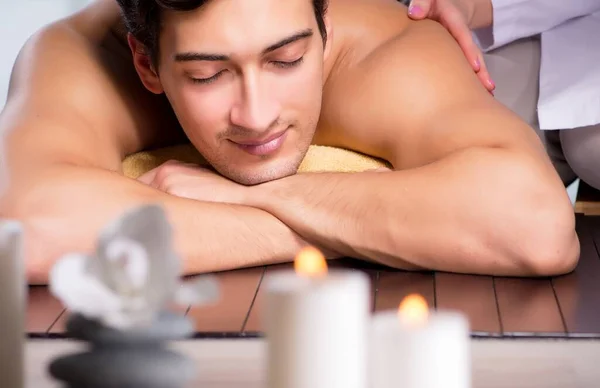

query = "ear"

[
  {"left": 127, "top": 33, "right": 164, "bottom": 94},
  {"left": 323, "top": 13, "right": 333, "bottom": 62}
]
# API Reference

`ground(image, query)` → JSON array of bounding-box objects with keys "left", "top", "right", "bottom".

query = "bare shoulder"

[
  {"left": 320, "top": 8, "right": 541, "bottom": 168},
  {"left": 1, "top": 0, "right": 180, "bottom": 172},
  {"left": 330, "top": 17, "right": 486, "bottom": 130},
  {"left": 326, "top": 0, "right": 413, "bottom": 43},
  {"left": 317, "top": 0, "right": 442, "bottom": 156}
]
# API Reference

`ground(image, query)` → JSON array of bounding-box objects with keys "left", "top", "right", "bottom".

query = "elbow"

[
  {"left": 475, "top": 152, "right": 581, "bottom": 277},
  {"left": 509, "top": 184, "right": 580, "bottom": 277},
  {"left": 519, "top": 213, "right": 580, "bottom": 277}
]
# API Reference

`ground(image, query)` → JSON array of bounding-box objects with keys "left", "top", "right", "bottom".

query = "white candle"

[
  {"left": 0, "top": 221, "right": 26, "bottom": 388},
  {"left": 370, "top": 294, "right": 471, "bottom": 388},
  {"left": 264, "top": 247, "right": 370, "bottom": 388}
]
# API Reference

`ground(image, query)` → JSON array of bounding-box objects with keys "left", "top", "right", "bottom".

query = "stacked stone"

[{"left": 49, "top": 311, "right": 196, "bottom": 388}]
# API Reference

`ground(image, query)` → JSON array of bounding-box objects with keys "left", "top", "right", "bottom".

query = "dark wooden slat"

[
  {"left": 186, "top": 267, "right": 264, "bottom": 334},
  {"left": 48, "top": 311, "right": 68, "bottom": 334},
  {"left": 554, "top": 215, "right": 600, "bottom": 337},
  {"left": 243, "top": 263, "right": 292, "bottom": 333},
  {"left": 374, "top": 270, "right": 435, "bottom": 312},
  {"left": 27, "top": 287, "right": 65, "bottom": 335},
  {"left": 435, "top": 273, "right": 501, "bottom": 336},
  {"left": 494, "top": 276, "right": 565, "bottom": 337}
]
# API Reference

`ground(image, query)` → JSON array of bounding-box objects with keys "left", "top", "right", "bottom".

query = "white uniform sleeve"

[
  {"left": 473, "top": 0, "right": 600, "bottom": 51},
  {"left": 537, "top": 12, "right": 600, "bottom": 130}
]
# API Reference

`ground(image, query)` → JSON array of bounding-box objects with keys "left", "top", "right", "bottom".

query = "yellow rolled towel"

[{"left": 122, "top": 143, "right": 390, "bottom": 179}]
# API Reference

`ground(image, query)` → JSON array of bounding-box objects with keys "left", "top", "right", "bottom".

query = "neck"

[{"left": 321, "top": 35, "right": 351, "bottom": 87}]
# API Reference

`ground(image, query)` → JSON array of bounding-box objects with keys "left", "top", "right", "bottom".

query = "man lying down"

[{"left": 0, "top": 0, "right": 579, "bottom": 284}]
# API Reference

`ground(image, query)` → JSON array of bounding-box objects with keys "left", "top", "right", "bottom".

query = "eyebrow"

[{"left": 173, "top": 28, "right": 314, "bottom": 62}]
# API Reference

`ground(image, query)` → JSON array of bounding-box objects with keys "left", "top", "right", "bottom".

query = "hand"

[
  {"left": 407, "top": 0, "right": 495, "bottom": 94},
  {"left": 138, "top": 160, "right": 248, "bottom": 205}
]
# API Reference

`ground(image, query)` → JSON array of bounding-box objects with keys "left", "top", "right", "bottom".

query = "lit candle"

[
  {"left": 370, "top": 294, "right": 471, "bottom": 388},
  {"left": 0, "top": 221, "right": 26, "bottom": 388},
  {"left": 265, "top": 246, "right": 370, "bottom": 388}
]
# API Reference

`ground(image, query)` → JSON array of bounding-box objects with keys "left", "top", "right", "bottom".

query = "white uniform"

[{"left": 474, "top": 0, "right": 600, "bottom": 130}]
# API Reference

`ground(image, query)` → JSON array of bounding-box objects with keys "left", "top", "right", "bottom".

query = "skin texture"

[
  {"left": 407, "top": 0, "right": 494, "bottom": 91},
  {"left": 0, "top": 0, "right": 579, "bottom": 284}
]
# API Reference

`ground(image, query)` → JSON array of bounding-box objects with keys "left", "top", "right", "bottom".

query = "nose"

[{"left": 230, "top": 70, "right": 280, "bottom": 132}]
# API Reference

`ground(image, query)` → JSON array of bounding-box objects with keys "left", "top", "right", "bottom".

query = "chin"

[
  {"left": 216, "top": 155, "right": 303, "bottom": 186},
  {"left": 205, "top": 133, "right": 312, "bottom": 185},
  {"left": 229, "top": 163, "right": 300, "bottom": 186}
]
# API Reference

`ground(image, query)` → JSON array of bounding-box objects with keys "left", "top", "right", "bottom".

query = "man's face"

[{"left": 156, "top": 0, "right": 327, "bottom": 185}]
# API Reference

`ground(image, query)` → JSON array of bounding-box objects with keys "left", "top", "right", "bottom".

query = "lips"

[
  {"left": 234, "top": 130, "right": 287, "bottom": 146},
  {"left": 230, "top": 130, "right": 288, "bottom": 156}
]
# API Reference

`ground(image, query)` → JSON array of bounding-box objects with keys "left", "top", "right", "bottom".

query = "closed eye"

[
  {"left": 190, "top": 70, "right": 224, "bottom": 85},
  {"left": 272, "top": 57, "right": 304, "bottom": 69},
  {"left": 190, "top": 57, "right": 303, "bottom": 84}
]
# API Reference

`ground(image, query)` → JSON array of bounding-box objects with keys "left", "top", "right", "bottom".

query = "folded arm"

[
  {"left": 5, "top": 164, "right": 308, "bottom": 284},
  {"left": 243, "top": 21, "right": 579, "bottom": 276}
]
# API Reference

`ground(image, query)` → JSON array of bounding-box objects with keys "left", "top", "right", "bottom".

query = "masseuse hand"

[
  {"left": 138, "top": 160, "right": 248, "bottom": 205},
  {"left": 407, "top": 0, "right": 495, "bottom": 93}
]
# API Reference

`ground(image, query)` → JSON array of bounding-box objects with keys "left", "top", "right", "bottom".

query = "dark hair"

[{"left": 116, "top": 0, "right": 329, "bottom": 68}]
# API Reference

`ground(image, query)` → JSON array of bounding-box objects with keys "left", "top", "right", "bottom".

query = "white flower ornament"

[{"left": 49, "top": 204, "right": 219, "bottom": 330}]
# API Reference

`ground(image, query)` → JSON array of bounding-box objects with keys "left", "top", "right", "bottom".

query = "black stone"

[
  {"left": 49, "top": 310, "right": 197, "bottom": 388},
  {"left": 49, "top": 347, "right": 196, "bottom": 388},
  {"left": 66, "top": 311, "right": 194, "bottom": 347}
]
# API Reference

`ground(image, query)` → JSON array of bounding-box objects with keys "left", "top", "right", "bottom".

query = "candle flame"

[
  {"left": 398, "top": 294, "right": 429, "bottom": 326},
  {"left": 294, "top": 246, "right": 328, "bottom": 277}
]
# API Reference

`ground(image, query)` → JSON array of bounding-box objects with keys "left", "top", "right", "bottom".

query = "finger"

[
  {"left": 407, "top": 0, "right": 432, "bottom": 19},
  {"left": 476, "top": 55, "right": 496, "bottom": 93},
  {"left": 441, "top": 11, "right": 482, "bottom": 72},
  {"left": 137, "top": 160, "right": 181, "bottom": 186},
  {"left": 444, "top": 29, "right": 494, "bottom": 94},
  {"left": 137, "top": 169, "right": 158, "bottom": 185}
]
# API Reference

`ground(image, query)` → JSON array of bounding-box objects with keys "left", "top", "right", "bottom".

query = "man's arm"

[
  {"left": 241, "top": 20, "right": 579, "bottom": 277},
  {"left": 4, "top": 164, "right": 307, "bottom": 284},
  {"left": 0, "top": 6, "right": 315, "bottom": 284}
]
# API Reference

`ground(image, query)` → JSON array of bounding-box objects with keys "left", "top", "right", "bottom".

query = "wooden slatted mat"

[
  {"left": 555, "top": 215, "right": 600, "bottom": 337},
  {"left": 435, "top": 273, "right": 501, "bottom": 336},
  {"left": 494, "top": 277, "right": 565, "bottom": 337},
  {"left": 243, "top": 263, "right": 290, "bottom": 334},
  {"left": 374, "top": 271, "right": 434, "bottom": 312},
  {"left": 244, "top": 259, "right": 378, "bottom": 334},
  {"left": 27, "top": 287, "right": 65, "bottom": 337},
  {"left": 26, "top": 215, "right": 600, "bottom": 339},
  {"left": 186, "top": 267, "right": 264, "bottom": 337}
]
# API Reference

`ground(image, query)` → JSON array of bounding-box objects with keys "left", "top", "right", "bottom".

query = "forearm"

[
  {"left": 248, "top": 148, "right": 578, "bottom": 276},
  {"left": 4, "top": 165, "right": 310, "bottom": 284}
]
